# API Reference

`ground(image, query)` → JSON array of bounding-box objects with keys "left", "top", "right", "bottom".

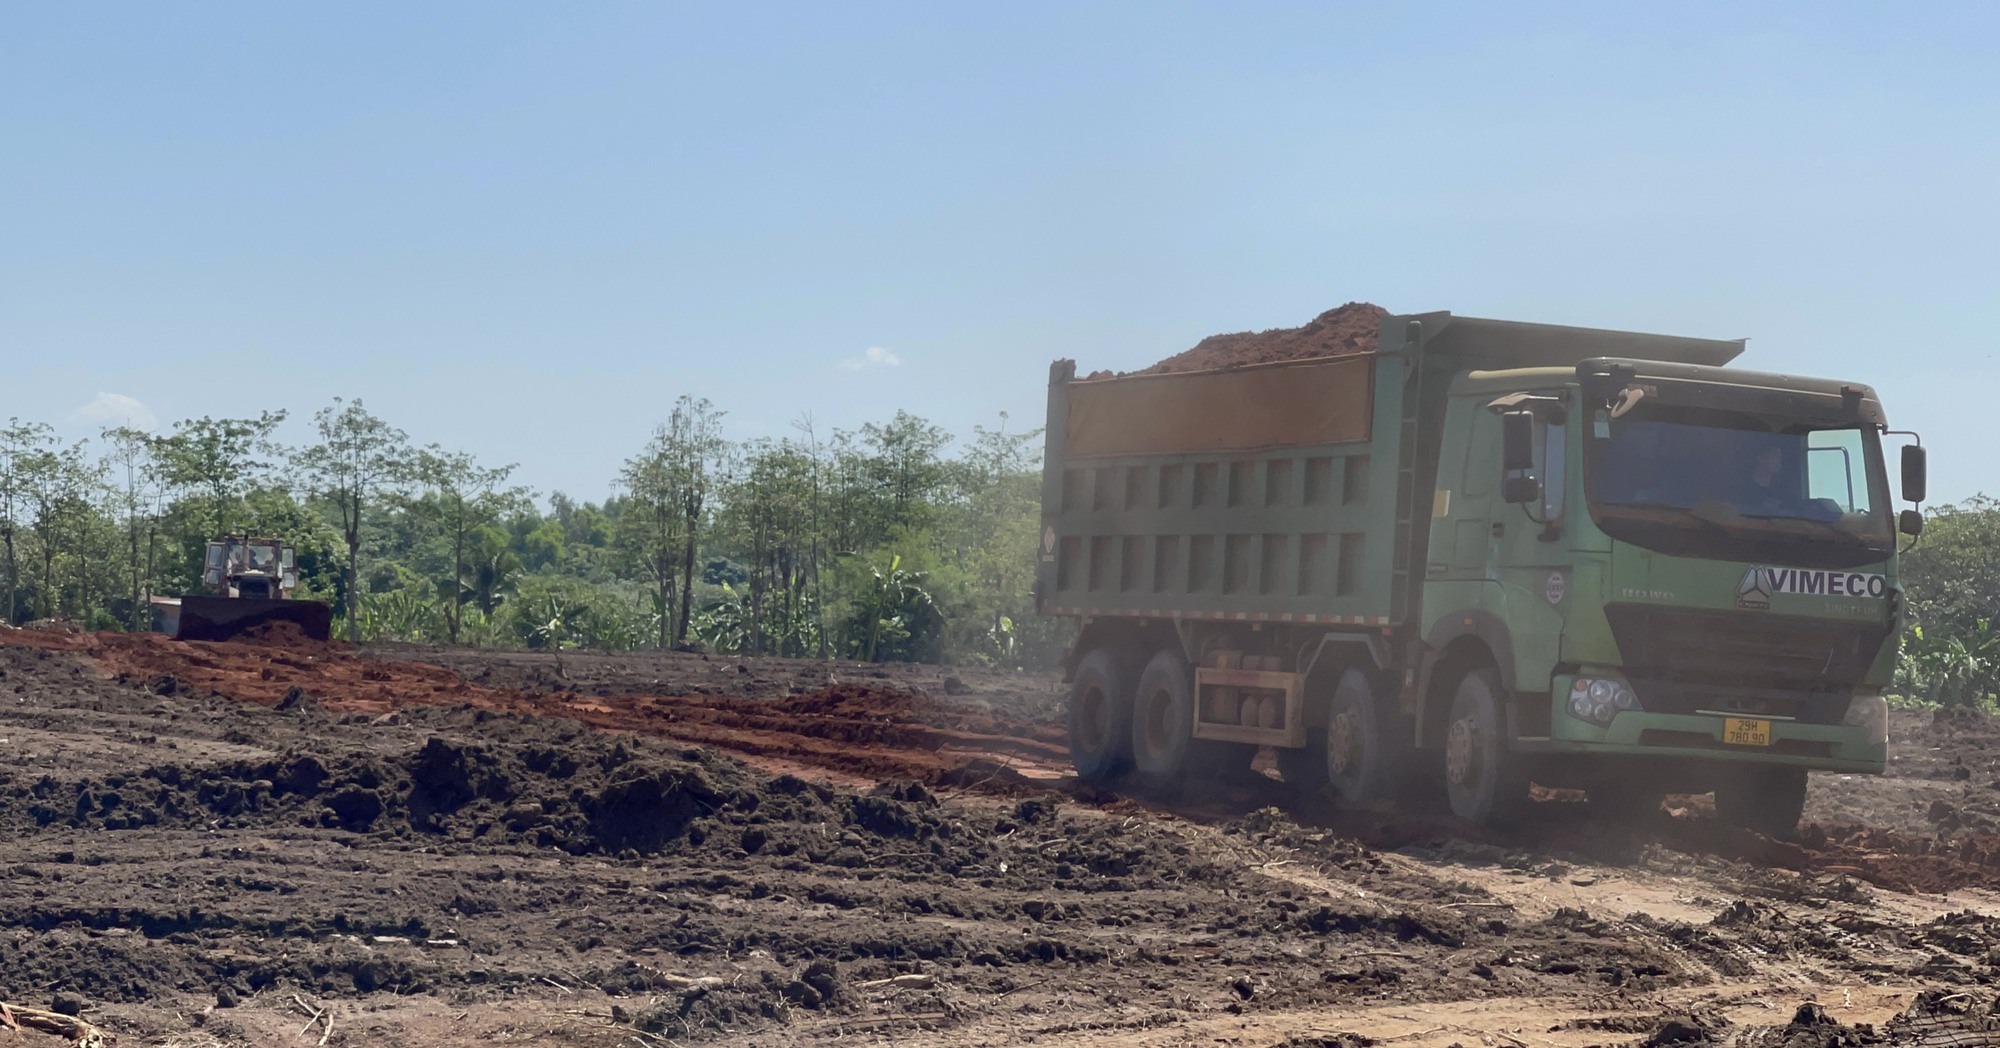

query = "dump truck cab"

[{"left": 1418, "top": 356, "right": 1915, "bottom": 828}]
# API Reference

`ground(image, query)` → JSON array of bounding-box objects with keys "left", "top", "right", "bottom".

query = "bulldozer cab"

[{"left": 203, "top": 536, "right": 298, "bottom": 599}]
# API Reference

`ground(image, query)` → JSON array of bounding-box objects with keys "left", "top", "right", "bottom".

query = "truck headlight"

[
  {"left": 1842, "top": 694, "right": 1889, "bottom": 747},
  {"left": 1568, "top": 678, "right": 1640, "bottom": 726}
]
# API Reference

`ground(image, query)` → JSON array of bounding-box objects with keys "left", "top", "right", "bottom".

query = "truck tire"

[
  {"left": 1714, "top": 766, "right": 1809, "bottom": 839},
  {"left": 1324, "top": 667, "right": 1393, "bottom": 806},
  {"left": 1131, "top": 649, "right": 1198, "bottom": 788},
  {"left": 1066, "top": 648, "right": 1132, "bottom": 782},
  {"left": 1442, "top": 668, "right": 1528, "bottom": 826}
]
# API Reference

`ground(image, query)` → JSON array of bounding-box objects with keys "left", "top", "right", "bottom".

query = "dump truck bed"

[
  {"left": 1036, "top": 311, "right": 1747, "bottom": 630},
  {"left": 1039, "top": 352, "right": 1403, "bottom": 625}
]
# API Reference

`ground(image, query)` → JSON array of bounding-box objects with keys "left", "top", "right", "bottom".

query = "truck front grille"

[{"left": 1604, "top": 604, "right": 1889, "bottom": 691}]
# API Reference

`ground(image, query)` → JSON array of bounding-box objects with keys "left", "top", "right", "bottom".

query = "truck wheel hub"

[
  {"left": 1327, "top": 712, "right": 1357, "bottom": 776},
  {"left": 1445, "top": 718, "right": 1479, "bottom": 785}
]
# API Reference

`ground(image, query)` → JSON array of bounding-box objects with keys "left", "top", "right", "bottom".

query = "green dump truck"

[{"left": 1037, "top": 312, "right": 1927, "bottom": 836}]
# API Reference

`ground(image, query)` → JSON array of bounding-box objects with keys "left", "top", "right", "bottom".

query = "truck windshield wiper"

[
  {"left": 1602, "top": 501, "right": 1730, "bottom": 536},
  {"left": 1742, "top": 514, "right": 1861, "bottom": 544}
]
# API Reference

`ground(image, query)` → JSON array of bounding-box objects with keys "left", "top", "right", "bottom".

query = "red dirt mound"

[
  {"left": 767, "top": 683, "right": 942, "bottom": 719},
  {"left": 1136, "top": 301, "right": 1389, "bottom": 375},
  {"left": 225, "top": 618, "right": 341, "bottom": 651},
  {"left": 0, "top": 629, "right": 1071, "bottom": 790}
]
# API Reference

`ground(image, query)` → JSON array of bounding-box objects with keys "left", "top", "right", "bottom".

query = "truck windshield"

[{"left": 1586, "top": 407, "right": 1893, "bottom": 569}]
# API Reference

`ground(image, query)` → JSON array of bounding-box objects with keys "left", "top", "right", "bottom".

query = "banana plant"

[
  {"left": 520, "top": 591, "right": 583, "bottom": 677},
  {"left": 1900, "top": 620, "right": 2000, "bottom": 707},
  {"left": 846, "top": 555, "right": 942, "bottom": 662},
  {"left": 693, "top": 585, "right": 750, "bottom": 654}
]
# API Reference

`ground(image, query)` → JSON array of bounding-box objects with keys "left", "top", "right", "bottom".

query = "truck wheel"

[
  {"left": 1714, "top": 766, "right": 1809, "bottom": 839},
  {"left": 1131, "top": 649, "right": 1197, "bottom": 788},
  {"left": 1066, "top": 648, "right": 1132, "bottom": 782},
  {"left": 1442, "top": 668, "right": 1527, "bottom": 826},
  {"left": 1324, "top": 667, "right": 1391, "bottom": 806}
]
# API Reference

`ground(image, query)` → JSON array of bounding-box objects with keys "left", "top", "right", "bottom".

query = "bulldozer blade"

[{"left": 175, "top": 596, "right": 334, "bottom": 643}]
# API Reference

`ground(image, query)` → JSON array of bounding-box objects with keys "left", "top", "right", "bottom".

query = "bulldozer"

[{"left": 151, "top": 535, "right": 334, "bottom": 642}]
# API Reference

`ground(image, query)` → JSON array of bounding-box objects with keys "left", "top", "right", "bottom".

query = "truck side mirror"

[
  {"left": 1899, "top": 510, "right": 1924, "bottom": 537},
  {"left": 1501, "top": 411, "right": 1536, "bottom": 472},
  {"left": 1901, "top": 444, "right": 1927, "bottom": 505},
  {"left": 1503, "top": 475, "right": 1543, "bottom": 504}
]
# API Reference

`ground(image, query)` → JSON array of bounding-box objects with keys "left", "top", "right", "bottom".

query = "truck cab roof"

[
  {"left": 1393, "top": 311, "right": 1745, "bottom": 370},
  {"left": 1450, "top": 358, "right": 1888, "bottom": 427}
]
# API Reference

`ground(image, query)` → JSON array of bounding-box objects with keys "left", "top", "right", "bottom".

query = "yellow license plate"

[{"left": 1723, "top": 718, "right": 1772, "bottom": 747}]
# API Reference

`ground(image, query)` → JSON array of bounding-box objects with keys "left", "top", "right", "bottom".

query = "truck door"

[
  {"left": 1429, "top": 397, "right": 1499, "bottom": 581},
  {"left": 1488, "top": 394, "right": 1573, "bottom": 718}
]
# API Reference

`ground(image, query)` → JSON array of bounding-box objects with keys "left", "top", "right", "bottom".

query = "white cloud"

[
  {"left": 839, "top": 346, "right": 901, "bottom": 371},
  {"left": 76, "top": 392, "right": 158, "bottom": 432}
]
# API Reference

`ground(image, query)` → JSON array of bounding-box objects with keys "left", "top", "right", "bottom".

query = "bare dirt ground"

[{"left": 4, "top": 627, "right": 2000, "bottom": 1046}]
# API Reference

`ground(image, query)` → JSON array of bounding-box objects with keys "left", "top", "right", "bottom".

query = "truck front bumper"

[{"left": 1521, "top": 675, "right": 1888, "bottom": 773}]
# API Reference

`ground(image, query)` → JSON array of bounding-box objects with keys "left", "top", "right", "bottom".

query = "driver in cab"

[
  {"left": 1734, "top": 443, "right": 1844, "bottom": 523},
  {"left": 1741, "top": 445, "right": 1793, "bottom": 516}
]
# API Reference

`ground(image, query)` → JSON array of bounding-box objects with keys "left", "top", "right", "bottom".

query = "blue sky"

[{"left": 3, "top": 3, "right": 1995, "bottom": 504}]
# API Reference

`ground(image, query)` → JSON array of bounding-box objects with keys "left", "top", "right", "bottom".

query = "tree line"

[
  {"left": 0, "top": 398, "right": 1069, "bottom": 669},
  {"left": 5, "top": 397, "right": 1997, "bottom": 697},
  {"left": 1897, "top": 496, "right": 2000, "bottom": 707}
]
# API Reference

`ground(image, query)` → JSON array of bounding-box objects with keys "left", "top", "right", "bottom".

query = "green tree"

[
  {"left": 464, "top": 523, "right": 524, "bottom": 616},
  {"left": 721, "top": 439, "right": 819, "bottom": 656},
  {"left": 944, "top": 415, "right": 1052, "bottom": 666},
  {"left": 669, "top": 397, "right": 729, "bottom": 645},
  {"left": 616, "top": 434, "right": 688, "bottom": 649},
  {"left": 793, "top": 414, "right": 832, "bottom": 657},
  {"left": 857, "top": 411, "right": 951, "bottom": 537},
  {"left": 24, "top": 439, "right": 104, "bottom": 623},
  {"left": 101, "top": 427, "right": 163, "bottom": 628},
  {"left": 150, "top": 412, "right": 286, "bottom": 541},
  {"left": 618, "top": 396, "right": 728, "bottom": 647},
  {"left": 294, "top": 399, "right": 411, "bottom": 641},
  {"left": 0, "top": 419, "right": 57, "bottom": 624},
  {"left": 405, "top": 447, "right": 529, "bottom": 644},
  {"left": 1899, "top": 497, "right": 2000, "bottom": 705}
]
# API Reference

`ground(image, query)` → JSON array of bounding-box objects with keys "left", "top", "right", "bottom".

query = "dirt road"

[{"left": 3, "top": 626, "right": 2000, "bottom": 1047}]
